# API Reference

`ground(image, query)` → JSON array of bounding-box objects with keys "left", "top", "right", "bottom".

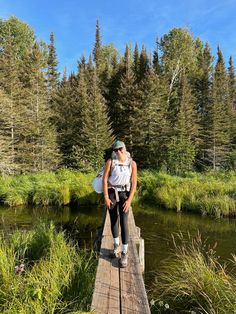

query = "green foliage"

[
  {"left": 1, "top": 170, "right": 235, "bottom": 218},
  {"left": 138, "top": 170, "right": 236, "bottom": 217},
  {"left": 167, "top": 135, "right": 195, "bottom": 174},
  {"left": 151, "top": 233, "right": 236, "bottom": 314},
  {"left": 0, "top": 223, "right": 96, "bottom": 313},
  {"left": 1, "top": 16, "right": 236, "bottom": 172},
  {"left": 0, "top": 169, "right": 100, "bottom": 207}
]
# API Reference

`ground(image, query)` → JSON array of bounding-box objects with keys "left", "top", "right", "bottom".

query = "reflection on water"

[
  {"left": 0, "top": 205, "right": 103, "bottom": 247},
  {"left": 1, "top": 204, "right": 236, "bottom": 288},
  {"left": 134, "top": 205, "right": 236, "bottom": 287}
]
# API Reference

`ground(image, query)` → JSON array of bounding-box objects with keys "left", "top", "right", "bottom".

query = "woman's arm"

[
  {"left": 103, "top": 159, "right": 113, "bottom": 209},
  {"left": 123, "top": 160, "right": 137, "bottom": 212}
]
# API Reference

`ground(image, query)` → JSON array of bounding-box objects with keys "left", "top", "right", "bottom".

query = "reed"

[
  {"left": 138, "top": 170, "right": 236, "bottom": 217},
  {"left": 0, "top": 169, "right": 101, "bottom": 207},
  {"left": 0, "top": 169, "right": 235, "bottom": 217},
  {"left": 151, "top": 232, "right": 236, "bottom": 314},
  {"left": 0, "top": 223, "right": 96, "bottom": 313}
]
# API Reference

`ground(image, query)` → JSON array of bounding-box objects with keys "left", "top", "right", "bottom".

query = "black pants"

[{"left": 108, "top": 188, "right": 129, "bottom": 245}]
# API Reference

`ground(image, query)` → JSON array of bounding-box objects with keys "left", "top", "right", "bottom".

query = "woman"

[{"left": 103, "top": 140, "right": 137, "bottom": 268}]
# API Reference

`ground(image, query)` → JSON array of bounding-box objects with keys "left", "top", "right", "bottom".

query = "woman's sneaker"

[
  {"left": 119, "top": 252, "right": 128, "bottom": 268},
  {"left": 110, "top": 243, "right": 119, "bottom": 258}
]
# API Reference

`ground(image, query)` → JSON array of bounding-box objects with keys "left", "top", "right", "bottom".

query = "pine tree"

[
  {"left": 52, "top": 69, "right": 73, "bottom": 165},
  {"left": 80, "top": 68, "right": 114, "bottom": 170},
  {"left": 192, "top": 42, "right": 214, "bottom": 168},
  {"left": 153, "top": 35, "right": 161, "bottom": 75},
  {"left": 138, "top": 44, "right": 149, "bottom": 81},
  {"left": 204, "top": 47, "right": 231, "bottom": 169},
  {"left": 0, "top": 89, "right": 17, "bottom": 174},
  {"left": 47, "top": 32, "right": 60, "bottom": 91},
  {"left": 19, "top": 43, "right": 59, "bottom": 172},
  {"left": 67, "top": 58, "right": 91, "bottom": 167},
  {"left": 228, "top": 56, "right": 236, "bottom": 169},
  {"left": 134, "top": 70, "right": 169, "bottom": 168},
  {"left": 167, "top": 71, "right": 198, "bottom": 173},
  {"left": 178, "top": 71, "right": 199, "bottom": 143},
  {"left": 93, "top": 19, "right": 102, "bottom": 71},
  {"left": 0, "top": 32, "right": 23, "bottom": 173},
  {"left": 115, "top": 45, "right": 138, "bottom": 153},
  {"left": 133, "top": 42, "right": 139, "bottom": 79}
]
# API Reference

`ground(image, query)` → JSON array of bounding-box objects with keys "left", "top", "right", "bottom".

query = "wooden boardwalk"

[{"left": 91, "top": 208, "right": 150, "bottom": 314}]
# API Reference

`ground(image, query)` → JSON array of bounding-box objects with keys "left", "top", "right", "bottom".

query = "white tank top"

[{"left": 108, "top": 157, "right": 132, "bottom": 188}]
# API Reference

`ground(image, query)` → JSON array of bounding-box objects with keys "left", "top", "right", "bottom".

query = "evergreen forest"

[{"left": 1, "top": 16, "right": 236, "bottom": 175}]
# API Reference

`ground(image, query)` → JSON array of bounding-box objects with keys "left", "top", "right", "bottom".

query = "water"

[
  {"left": 1, "top": 204, "right": 236, "bottom": 288},
  {"left": 134, "top": 205, "right": 236, "bottom": 287}
]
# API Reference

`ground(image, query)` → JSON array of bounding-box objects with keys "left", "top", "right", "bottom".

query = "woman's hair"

[{"left": 104, "top": 147, "right": 113, "bottom": 162}]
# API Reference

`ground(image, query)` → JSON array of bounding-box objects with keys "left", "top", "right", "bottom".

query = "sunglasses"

[{"left": 113, "top": 147, "right": 123, "bottom": 152}]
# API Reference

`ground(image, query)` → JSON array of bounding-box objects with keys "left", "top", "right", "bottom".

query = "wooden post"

[
  {"left": 135, "top": 226, "right": 145, "bottom": 273},
  {"left": 139, "top": 238, "right": 145, "bottom": 273}
]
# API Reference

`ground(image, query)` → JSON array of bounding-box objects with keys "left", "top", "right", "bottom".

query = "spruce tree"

[
  {"left": 0, "top": 33, "right": 23, "bottom": 173},
  {"left": 0, "top": 89, "right": 17, "bottom": 174},
  {"left": 115, "top": 45, "right": 138, "bottom": 153},
  {"left": 134, "top": 70, "right": 169, "bottom": 168},
  {"left": 138, "top": 44, "right": 149, "bottom": 81},
  {"left": 80, "top": 68, "right": 114, "bottom": 170},
  {"left": 133, "top": 42, "right": 139, "bottom": 79},
  {"left": 192, "top": 42, "right": 213, "bottom": 168},
  {"left": 167, "top": 71, "right": 198, "bottom": 173},
  {"left": 93, "top": 19, "right": 102, "bottom": 71},
  {"left": 153, "top": 35, "right": 161, "bottom": 75},
  {"left": 204, "top": 47, "right": 231, "bottom": 169},
  {"left": 47, "top": 32, "right": 60, "bottom": 91},
  {"left": 20, "top": 43, "right": 59, "bottom": 172},
  {"left": 228, "top": 56, "right": 236, "bottom": 168}
]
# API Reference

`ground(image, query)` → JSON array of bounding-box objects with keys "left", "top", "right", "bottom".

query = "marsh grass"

[
  {"left": 0, "top": 223, "right": 96, "bottom": 313},
  {"left": 138, "top": 170, "right": 236, "bottom": 217},
  {"left": 0, "top": 169, "right": 235, "bottom": 217},
  {"left": 151, "top": 232, "right": 236, "bottom": 314},
  {"left": 0, "top": 169, "right": 101, "bottom": 207}
]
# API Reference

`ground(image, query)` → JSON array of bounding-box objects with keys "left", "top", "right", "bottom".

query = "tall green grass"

[
  {"left": 0, "top": 169, "right": 235, "bottom": 217},
  {"left": 150, "top": 233, "right": 236, "bottom": 314},
  {"left": 0, "top": 223, "right": 96, "bottom": 313},
  {"left": 0, "top": 169, "right": 101, "bottom": 207},
  {"left": 138, "top": 170, "right": 236, "bottom": 217}
]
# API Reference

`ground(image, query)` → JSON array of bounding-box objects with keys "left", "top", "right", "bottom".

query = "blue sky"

[{"left": 1, "top": 0, "right": 236, "bottom": 74}]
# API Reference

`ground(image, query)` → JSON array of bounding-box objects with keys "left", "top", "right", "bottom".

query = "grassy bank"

[
  {"left": 0, "top": 169, "right": 235, "bottom": 217},
  {"left": 150, "top": 233, "right": 236, "bottom": 314},
  {"left": 138, "top": 170, "right": 236, "bottom": 217},
  {"left": 0, "top": 169, "right": 100, "bottom": 207},
  {"left": 0, "top": 223, "right": 96, "bottom": 313}
]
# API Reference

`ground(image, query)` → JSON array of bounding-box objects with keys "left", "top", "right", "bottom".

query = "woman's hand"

[
  {"left": 105, "top": 196, "right": 113, "bottom": 209},
  {"left": 123, "top": 199, "right": 131, "bottom": 213}
]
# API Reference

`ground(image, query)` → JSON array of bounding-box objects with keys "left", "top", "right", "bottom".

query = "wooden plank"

[
  {"left": 91, "top": 211, "right": 120, "bottom": 314},
  {"left": 128, "top": 208, "right": 140, "bottom": 242},
  {"left": 119, "top": 209, "right": 150, "bottom": 314},
  {"left": 92, "top": 207, "right": 150, "bottom": 314},
  {"left": 120, "top": 238, "right": 150, "bottom": 314}
]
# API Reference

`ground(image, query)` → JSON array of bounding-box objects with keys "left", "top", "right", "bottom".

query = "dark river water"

[{"left": 1, "top": 204, "right": 236, "bottom": 289}]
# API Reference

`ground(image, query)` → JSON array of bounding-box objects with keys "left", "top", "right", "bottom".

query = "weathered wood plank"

[
  {"left": 91, "top": 211, "right": 120, "bottom": 314},
  {"left": 120, "top": 238, "right": 150, "bottom": 314},
  {"left": 128, "top": 208, "right": 140, "bottom": 241},
  {"left": 92, "top": 207, "right": 150, "bottom": 314}
]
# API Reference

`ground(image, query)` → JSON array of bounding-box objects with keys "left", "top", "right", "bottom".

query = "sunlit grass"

[
  {"left": 150, "top": 232, "right": 236, "bottom": 314},
  {"left": 138, "top": 170, "right": 236, "bottom": 217},
  {"left": 0, "top": 169, "right": 101, "bottom": 207},
  {"left": 0, "top": 223, "right": 96, "bottom": 313},
  {"left": 0, "top": 169, "right": 235, "bottom": 217}
]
